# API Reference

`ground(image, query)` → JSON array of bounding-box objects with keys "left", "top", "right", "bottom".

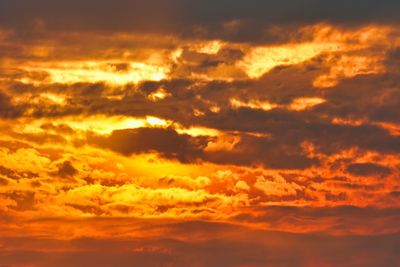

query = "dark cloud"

[
  {"left": 171, "top": 47, "right": 247, "bottom": 79},
  {"left": 66, "top": 204, "right": 104, "bottom": 216},
  {"left": 385, "top": 47, "right": 400, "bottom": 72},
  {"left": 346, "top": 163, "right": 392, "bottom": 177},
  {"left": 1, "top": 0, "right": 400, "bottom": 43},
  {"left": 5, "top": 72, "right": 399, "bottom": 169},
  {"left": 0, "top": 91, "right": 23, "bottom": 119},
  {"left": 205, "top": 133, "right": 318, "bottom": 169},
  {"left": 325, "top": 192, "right": 347, "bottom": 201},
  {"left": 389, "top": 191, "right": 400, "bottom": 198},
  {"left": 56, "top": 161, "right": 79, "bottom": 178},
  {"left": 338, "top": 182, "right": 384, "bottom": 191},
  {"left": 40, "top": 123, "right": 75, "bottom": 135},
  {"left": 0, "top": 165, "right": 38, "bottom": 180},
  {"left": 199, "top": 107, "right": 400, "bottom": 155},
  {"left": 88, "top": 127, "right": 210, "bottom": 163},
  {"left": 315, "top": 73, "right": 400, "bottom": 124},
  {"left": 87, "top": 125, "right": 317, "bottom": 169},
  {"left": 1, "top": 191, "right": 35, "bottom": 211},
  {"left": 108, "top": 63, "right": 131, "bottom": 73}
]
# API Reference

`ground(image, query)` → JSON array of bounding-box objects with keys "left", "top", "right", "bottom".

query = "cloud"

[
  {"left": 88, "top": 127, "right": 210, "bottom": 163},
  {"left": 0, "top": 4, "right": 399, "bottom": 265},
  {"left": 1, "top": 191, "right": 35, "bottom": 211},
  {"left": 1, "top": 0, "right": 400, "bottom": 43},
  {"left": 205, "top": 133, "right": 318, "bottom": 169},
  {"left": 346, "top": 163, "right": 392, "bottom": 177},
  {"left": 56, "top": 160, "right": 79, "bottom": 178},
  {"left": 0, "top": 91, "right": 23, "bottom": 118},
  {"left": 232, "top": 205, "right": 400, "bottom": 234},
  {"left": 0, "top": 218, "right": 400, "bottom": 267}
]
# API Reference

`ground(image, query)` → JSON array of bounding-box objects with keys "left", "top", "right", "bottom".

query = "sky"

[{"left": 0, "top": 0, "right": 400, "bottom": 266}]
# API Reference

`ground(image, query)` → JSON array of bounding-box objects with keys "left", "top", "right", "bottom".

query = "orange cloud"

[{"left": 0, "top": 18, "right": 399, "bottom": 266}]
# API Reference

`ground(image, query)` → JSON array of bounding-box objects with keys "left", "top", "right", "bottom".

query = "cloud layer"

[{"left": 0, "top": 1, "right": 399, "bottom": 266}]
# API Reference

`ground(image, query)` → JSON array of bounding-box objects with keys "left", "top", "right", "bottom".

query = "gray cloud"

[
  {"left": 1, "top": 0, "right": 400, "bottom": 43},
  {"left": 346, "top": 163, "right": 392, "bottom": 177},
  {"left": 88, "top": 127, "right": 210, "bottom": 163},
  {"left": 56, "top": 161, "right": 79, "bottom": 179}
]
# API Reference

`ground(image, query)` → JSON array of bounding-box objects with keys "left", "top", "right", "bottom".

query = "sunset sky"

[{"left": 0, "top": 1, "right": 400, "bottom": 266}]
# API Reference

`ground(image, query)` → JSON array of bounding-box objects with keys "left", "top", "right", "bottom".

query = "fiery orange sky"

[{"left": 0, "top": 0, "right": 400, "bottom": 266}]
